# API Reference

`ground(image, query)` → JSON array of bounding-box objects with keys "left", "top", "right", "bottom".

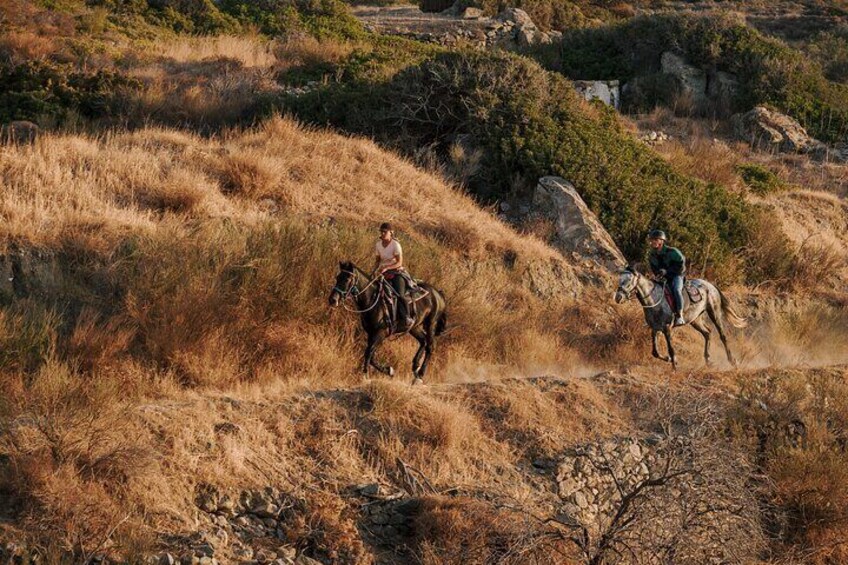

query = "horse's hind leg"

[
  {"left": 707, "top": 300, "right": 737, "bottom": 367},
  {"left": 652, "top": 330, "right": 670, "bottom": 362},
  {"left": 663, "top": 328, "right": 677, "bottom": 370},
  {"left": 410, "top": 328, "right": 427, "bottom": 378},
  {"left": 414, "top": 325, "right": 436, "bottom": 385},
  {"left": 690, "top": 317, "right": 712, "bottom": 366}
]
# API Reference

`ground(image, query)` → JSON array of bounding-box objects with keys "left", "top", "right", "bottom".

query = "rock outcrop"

[
  {"left": 661, "top": 52, "right": 709, "bottom": 108},
  {"left": 0, "top": 248, "right": 64, "bottom": 302},
  {"left": 555, "top": 434, "right": 763, "bottom": 563},
  {"left": 573, "top": 80, "right": 620, "bottom": 109},
  {"left": 486, "top": 8, "right": 559, "bottom": 47},
  {"left": 622, "top": 52, "right": 740, "bottom": 113},
  {"left": 530, "top": 177, "right": 626, "bottom": 272},
  {"left": 1, "top": 121, "right": 39, "bottom": 145},
  {"left": 731, "top": 106, "right": 827, "bottom": 154}
]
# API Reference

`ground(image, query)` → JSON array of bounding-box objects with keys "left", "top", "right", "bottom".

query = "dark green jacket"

[{"left": 648, "top": 245, "right": 686, "bottom": 277}]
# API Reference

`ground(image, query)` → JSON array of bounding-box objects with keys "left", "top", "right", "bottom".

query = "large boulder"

[
  {"left": 490, "top": 8, "right": 553, "bottom": 47},
  {"left": 732, "top": 106, "right": 826, "bottom": 154},
  {"left": 573, "top": 80, "right": 620, "bottom": 109},
  {"left": 531, "top": 177, "right": 626, "bottom": 271},
  {"left": 660, "top": 52, "right": 708, "bottom": 108}
]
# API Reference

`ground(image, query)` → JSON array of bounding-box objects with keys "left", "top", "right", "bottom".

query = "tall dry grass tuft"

[
  {"left": 0, "top": 361, "right": 157, "bottom": 556},
  {"left": 414, "top": 496, "right": 571, "bottom": 564},
  {"left": 728, "top": 368, "right": 848, "bottom": 561}
]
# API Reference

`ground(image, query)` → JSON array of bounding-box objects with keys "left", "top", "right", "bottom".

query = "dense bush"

[
  {"left": 546, "top": 13, "right": 848, "bottom": 142},
  {"left": 804, "top": 29, "right": 848, "bottom": 84},
  {"left": 287, "top": 49, "right": 775, "bottom": 282},
  {"left": 736, "top": 163, "right": 789, "bottom": 196},
  {"left": 218, "top": 0, "right": 365, "bottom": 39},
  {"left": 0, "top": 61, "right": 138, "bottom": 124}
]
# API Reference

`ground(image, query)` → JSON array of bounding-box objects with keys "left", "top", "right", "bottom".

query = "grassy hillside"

[
  {"left": 286, "top": 48, "right": 787, "bottom": 283},
  {"left": 0, "top": 117, "right": 628, "bottom": 389}
]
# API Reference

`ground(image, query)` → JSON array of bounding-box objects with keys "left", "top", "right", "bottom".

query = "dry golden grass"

[
  {"left": 0, "top": 102, "right": 845, "bottom": 561},
  {"left": 118, "top": 34, "right": 358, "bottom": 129},
  {"left": 0, "top": 116, "right": 582, "bottom": 396},
  {"left": 150, "top": 35, "right": 279, "bottom": 69}
]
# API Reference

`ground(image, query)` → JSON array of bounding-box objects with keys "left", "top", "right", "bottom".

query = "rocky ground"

[{"left": 3, "top": 365, "right": 843, "bottom": 564}]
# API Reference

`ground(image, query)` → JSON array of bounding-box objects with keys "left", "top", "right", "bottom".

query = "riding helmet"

[
  {"left": 648, "top": 229, "right": 667, "bottom": 241},
  {"left": 379, "top": 222, "right": 393, "bottom": 232}
]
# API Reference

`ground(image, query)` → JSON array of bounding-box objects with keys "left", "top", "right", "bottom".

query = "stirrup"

[{"left": 673, "top": 315, "right": 686, "bottom": 327}]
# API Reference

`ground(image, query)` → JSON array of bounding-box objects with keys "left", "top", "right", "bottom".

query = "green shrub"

[
  {"left": 219, "top": 0, "right": 365, "bottom": 39},
  {"left": 736, "top": 163, "right": 788, "bottom": 196},
  {"left": 547, "top": 13, "right": 848, "bottom": 142},
  {"left": 286, "top": 49, "right": 778, "bottom": 282},
  {"left": 0, "top": 61, "right": 139, "bottom": 124},
  {"left": 805, "top": 30, "right": 848, "bottom": 84}
]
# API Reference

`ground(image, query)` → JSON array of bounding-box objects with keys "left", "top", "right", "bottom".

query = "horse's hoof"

[
  {"left": 388, "top": 367, "right": 395, "bottom": 377},
  {"left": 411, "top": 378, "right": 424, "bottom": 386}
]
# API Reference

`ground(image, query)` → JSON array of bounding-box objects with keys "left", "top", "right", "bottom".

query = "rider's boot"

[
  {"left": 673, "top": 311, "right": 686, "bottom": 327},
  {"left": 397, "top": 297, "right": 415, "bottom": 332}
]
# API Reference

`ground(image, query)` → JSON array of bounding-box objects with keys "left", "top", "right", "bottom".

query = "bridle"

[
  {"left": 619, "top": 270, "right": 663, "bottom": 309},
  {"left": 332, "top": 268, "right": 384, "bottom": 313}
]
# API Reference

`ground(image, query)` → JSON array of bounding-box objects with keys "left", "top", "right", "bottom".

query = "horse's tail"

[
  {"left": 435, "top": 289, "right": 447, "bottom": 336},
  {"left": 718, "top": 288, "right": 748, "bottom": 329}
]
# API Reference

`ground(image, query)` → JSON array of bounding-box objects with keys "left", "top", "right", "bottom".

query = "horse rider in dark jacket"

[{"left": 647, "top": 229, "right": 687, "bottom": 327}]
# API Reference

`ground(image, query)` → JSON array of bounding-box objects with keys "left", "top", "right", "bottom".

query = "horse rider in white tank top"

[{"left": 371, "top": 222, "right": 414, "bottom": 331}]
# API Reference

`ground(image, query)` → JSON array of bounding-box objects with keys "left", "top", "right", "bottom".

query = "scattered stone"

[
  {"left": 255, "top": 549, "right": 278, "bottom": 563},
  {"left": 278, "top": 546, "right": 297, "bottom": 560},
  {"left": 253, "top": 502, "right": 280, "bottom": 518},
  {"left": 356, "top": 483, "right": 383, "bottom": 497},
  {"left": 232, "top": 545, "right": 254, "bottom": 560},
  {"left": 213, "top": 422, "right": 240, "bottom": 436},
  {"left": 294, "top": 556, "right": 324, "bottom": 565},
  {"left": 639, "top": 130, "right": 671, "bottom": 145},
  {"left": 195, "top": 543, "right": 215, "bottom": 558}
]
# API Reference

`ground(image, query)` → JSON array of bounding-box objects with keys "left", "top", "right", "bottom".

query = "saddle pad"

[{"left": 664, "top": 280, "right": 704, "bottom": 306}]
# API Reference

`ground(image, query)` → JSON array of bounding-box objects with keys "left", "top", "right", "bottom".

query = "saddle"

[
  {"left": 663, "top": 279, "right": 704, "bottom": 308},
  {"left": 379, "top": 274, "right": 430, "bottom": 335}
]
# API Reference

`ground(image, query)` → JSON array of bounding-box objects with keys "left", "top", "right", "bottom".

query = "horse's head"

[
  {"left": 614, "top": 266, "right": 639, "bottom": 304},
  {"left": 329, "top": 261, "right": 358, "bottom": 307}
]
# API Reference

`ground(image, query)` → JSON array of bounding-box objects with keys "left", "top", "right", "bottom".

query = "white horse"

[{"left": 614, "top": 266, "right": 747, "bottom": 369}]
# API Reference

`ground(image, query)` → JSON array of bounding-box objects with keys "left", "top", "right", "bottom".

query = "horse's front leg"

[
  {"left": 363, "top": 333, "right": 379, "bottom": 375},
  {"left": 663, "top": 328, "right": 677, "bottom": 370},
  {"left": 365, "top": 332, "right": 394, "bottom": 377},
  {"left": 652, "top": 330, "right": 670, "bottom": 362}
]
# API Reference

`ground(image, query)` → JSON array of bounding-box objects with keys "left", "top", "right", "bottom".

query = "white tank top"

[{"left": 376, "top": 239, "right": 402, "bottom": 269}]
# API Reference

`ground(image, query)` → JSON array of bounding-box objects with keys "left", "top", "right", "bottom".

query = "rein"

[
  {"left": 335, "top": 268, "right": 385, "bottom": 313},
  {"left": 624, "top": 271, "right": 663, "bottom": 309}
]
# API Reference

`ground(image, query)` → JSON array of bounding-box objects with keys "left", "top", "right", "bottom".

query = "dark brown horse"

[{"left": 329, "top": 261, "right": 447, "bottom": 384}]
